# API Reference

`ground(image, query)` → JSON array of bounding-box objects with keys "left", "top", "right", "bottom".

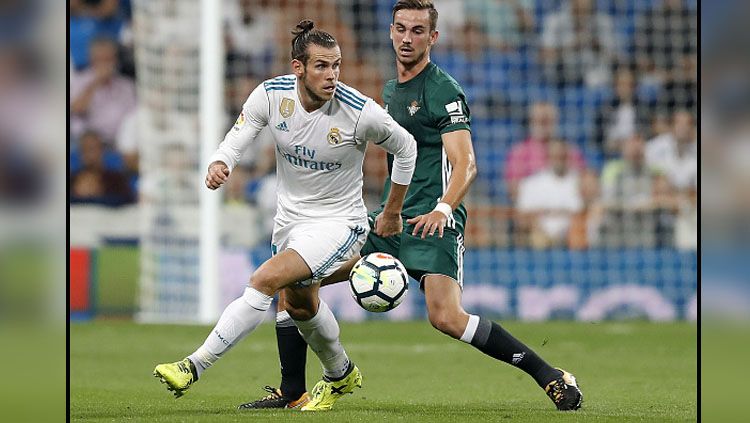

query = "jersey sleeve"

[
  {"left": 428, "top": 81, "right": 471, "bottom": 135},
  {"left": 209, "top": 83, "right": 270, "bottom": 171},
  {"left": 356, "top": 100, "right": 417, "bottom": 186}
]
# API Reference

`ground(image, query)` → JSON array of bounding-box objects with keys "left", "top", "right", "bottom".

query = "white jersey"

[{"left": 210, "top": 75, "right": 417, "bottom": 224}]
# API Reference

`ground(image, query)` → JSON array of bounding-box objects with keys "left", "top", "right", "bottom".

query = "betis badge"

[
  {"left": 327, "top": 127, "right": 342, "bottom": 145},
  {"left": 280, "top": 98, "right": 295, "bottom": 118},
  {"left": 407, "top": 100, "right": 420, "bottom": 116}
]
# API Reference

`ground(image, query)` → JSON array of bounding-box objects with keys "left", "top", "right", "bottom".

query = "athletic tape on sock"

[{"left": 460, "top": 314, "right": 481, "bottom": 343}]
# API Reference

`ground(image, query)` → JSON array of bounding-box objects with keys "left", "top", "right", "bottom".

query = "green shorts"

[{"left": 361, "top": 212, "right": 466, "bottom": 289}]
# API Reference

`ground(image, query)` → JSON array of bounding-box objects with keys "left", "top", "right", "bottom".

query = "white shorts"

[{"left": 271, "top": 220, "right": 369, "bottom": 286}]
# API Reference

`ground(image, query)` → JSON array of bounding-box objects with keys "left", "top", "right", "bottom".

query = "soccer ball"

[{"left": 349, "top": 253, "right": 408, "bottom": 312}]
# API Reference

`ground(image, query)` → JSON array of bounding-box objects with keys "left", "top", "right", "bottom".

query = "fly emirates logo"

[{"left": 277, "top": 145, "right": 343, "bottom": 172}]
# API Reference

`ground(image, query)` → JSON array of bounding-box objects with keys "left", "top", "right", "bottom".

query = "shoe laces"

[
  {"left": 259, "top": 386, "right": 283, "bottom": 401},
  {"left": 546, "top": 378, "right": 566, "bottom": 403}
]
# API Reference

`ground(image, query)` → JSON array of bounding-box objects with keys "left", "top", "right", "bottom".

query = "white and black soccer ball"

[{"left": 349, "top": 253, "right": 408, "bottom": 312}]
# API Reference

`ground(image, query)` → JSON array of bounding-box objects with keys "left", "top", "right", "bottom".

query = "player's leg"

[
  {"left": 284, "top": 284, "right": 362, "bottom": 412},
  {"left": 238, "top": 255, "right": 361, "bottom": 409},
  {"left": 238, "top": 288, "right": 311, "bottom": 410},
  {"left": 278, "top": 220, "right": 370, "bottom": 411},
  {"left": 239, "top": 213, "right": 396, "bottom": 409},
  {"left": 422, "top": 276, "right": 582, "bottom": 410},
  {"left": 153, "top": 249, "right": 312, "bottom": 397}
]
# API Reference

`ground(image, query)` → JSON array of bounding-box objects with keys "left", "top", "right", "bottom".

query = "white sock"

[
  {"left": 188, "top": 287, "right": 272, "bottom": 378},
  {"left": 292, "top": 300, "right": 350, "bottom": 380},
  {"left": 459, "top": 314, "right": 481, "bottom": 343}
]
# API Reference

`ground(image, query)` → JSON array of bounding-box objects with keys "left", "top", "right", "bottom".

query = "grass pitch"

[{"left": 70, "top": 320, "right": 696, "bottom": 422}]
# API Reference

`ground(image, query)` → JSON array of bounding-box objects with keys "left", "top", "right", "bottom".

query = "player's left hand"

[
  {"left": 407, "top": 211, "right": 447, "bottom": 239},
  {"left": 373, "top": 211, "right": 403, "bottom": 237}
]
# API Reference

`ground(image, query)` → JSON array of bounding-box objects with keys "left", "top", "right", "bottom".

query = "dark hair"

[
  {"left": 290, "top": 19, "right": 337, "bottom": 64},
  {"left": 392, "top": 0, "right": 438, "bottom": 32}
]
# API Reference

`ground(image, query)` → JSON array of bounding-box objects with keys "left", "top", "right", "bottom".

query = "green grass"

[{"left": 71, "top": 320, "right": 696, "bottom": 422}]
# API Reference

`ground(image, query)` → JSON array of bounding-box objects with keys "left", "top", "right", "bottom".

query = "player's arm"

[
  {"left": 408, "top": 83, "right": 476, "bottom": 238},
  {"left": 408, "top": 129, "right": 477, "bottom": 238},
  {"left": 357, "top": 100, "right": 417, "bottom": 236},
  {"left": 206, "top": 83, "right": 270, "bottom": 190}
]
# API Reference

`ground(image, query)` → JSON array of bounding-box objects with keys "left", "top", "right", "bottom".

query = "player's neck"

[
  {"left": 297, "top": 84, "right": 326, "bottom": 113},
  {"left": 396, "top": 57, "right": 431, "bottom": 83}
]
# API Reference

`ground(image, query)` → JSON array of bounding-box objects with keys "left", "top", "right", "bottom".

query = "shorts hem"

[{"left": 418, "top": 272, "right": 463, "bottom": 292}]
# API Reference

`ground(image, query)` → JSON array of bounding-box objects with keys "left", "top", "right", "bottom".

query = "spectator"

[
  {"left": 465, "top": 0, "right": 534, "bottom": 51},
  {"left": 70, "top": 131, "right": 135, "bottom": 206},
  {"left": 541, "top": 0, "right": 620, "bottom": 88},
  {"left": 646, "top": 110, "right": 697, "bottom": 193},
  {"left": 594, "top": 67, "right": 652, "bottom": 157},
  {"left": 224, "top": 0, "right": 278, "bottom": 80},
  {"left": 70, "top": 37, "right": 137, "bottom": 144},
  {"left": 116, "top": 95, "right": 200, "bottom": 176},
  {"left": 635, "top": 0, "right": 697, "bottom": 113},
  {"left": 70, "top": 0, "right": 123, "bottom": 70},
  {"left": 516, "top": 140, "right": 584, "bottom": 249},
  {"left": 431, "top": 19, "right": 503, "bottom": 118},
  {"left": 597, "top": 133, "right": 662, "bottom": 247},
  {"left": 504, "top": 102, "right": 586, "bottom": 201},
  {"left": 650, "top": 112, "right": 671, "bottom": 140},
  {"left": 569, "top": 168, "right": 602, "bottom": 249},
  {"left": 602, "top": 134, "right": 659, "bottom": 210},
  {"left": 646, "top": 110, "right": 697, "bottom": 250}
]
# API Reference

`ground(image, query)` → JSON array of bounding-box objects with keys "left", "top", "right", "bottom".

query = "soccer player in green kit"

[{"left": 239, "top": 0, "right": 582, "bottom": 411}]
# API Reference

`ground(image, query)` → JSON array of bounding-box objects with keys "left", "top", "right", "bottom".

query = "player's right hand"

[
  {"left": 205, "top": 161, "right": 230, "bottom": 190},
  {"left": 373, "top": 211, "right": 403, "bottom": 237}
]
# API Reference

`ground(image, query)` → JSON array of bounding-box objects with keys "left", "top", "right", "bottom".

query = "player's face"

[
  {"left": 294, "top": 44, "right": 341, "bottom": 103},
  {"left": 390, "top": 9, "right": 438, "bottom": 68}
]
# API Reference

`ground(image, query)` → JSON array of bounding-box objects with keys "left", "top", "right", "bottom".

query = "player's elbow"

[
  {"left": 460, "top": 156, "right": 477, "bottom": 187},
  {"left": 405, "top": 142, "right": 418, "bottom": 167},
  {"left": 466, "top": 159, "right": 478, "bottom": 184},
  {"left": 398, "top": 139, "right": 418, "bottom": 168}
]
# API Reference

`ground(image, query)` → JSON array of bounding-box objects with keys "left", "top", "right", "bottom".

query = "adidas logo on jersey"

[{"left": 275, "top": 121, "right": 289, "bottom": 132}]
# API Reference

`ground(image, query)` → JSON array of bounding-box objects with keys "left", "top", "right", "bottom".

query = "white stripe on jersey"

[{"left": 441, "top": 147, "right": 456, "bottom": 229}]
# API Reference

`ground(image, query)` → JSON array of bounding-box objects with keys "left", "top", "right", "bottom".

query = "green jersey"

[{"left": 379, "top": 62, "right": 471, "bottom": 232}]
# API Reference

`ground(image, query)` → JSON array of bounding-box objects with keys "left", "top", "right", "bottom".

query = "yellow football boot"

[
  {"left": 153, "top": 358, "right": 198, "bottom": 398},
  {"left": 301, "top": 364, "right": 362, "bottom": 411}
]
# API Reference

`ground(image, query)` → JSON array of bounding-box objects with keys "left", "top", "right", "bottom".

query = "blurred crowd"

[{"left": 68, "top": 0, "right": 697, "bottom": 250}]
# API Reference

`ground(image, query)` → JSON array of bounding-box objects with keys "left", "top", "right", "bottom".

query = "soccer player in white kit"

[{"left": 153, "top": 20, "right": 417, "bottom": 412}]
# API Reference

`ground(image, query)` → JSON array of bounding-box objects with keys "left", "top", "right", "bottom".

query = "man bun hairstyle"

[
  {"left": 291, "top": 19, "right": 337, "bottom": 64},
  {"left": 392, "top": 0, "right": 438, "bottom": 32}
]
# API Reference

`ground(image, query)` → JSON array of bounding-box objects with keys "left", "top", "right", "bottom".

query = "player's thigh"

[
  {"left": 399, "top": 226, "right": 466, "bottom": 290},
  {"left": 287, "top": 220, "right": 368, "bottom": 286},
  {"left": 422, "top": 274, "right": 464, "bottom": 315}
]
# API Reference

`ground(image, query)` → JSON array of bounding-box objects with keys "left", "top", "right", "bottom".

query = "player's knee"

[
  {"left": 428, "top": 309, "right": 462, "bottom": 338},
  {"left": 249, "top": 268, "right": 280, "bottom": 293}
]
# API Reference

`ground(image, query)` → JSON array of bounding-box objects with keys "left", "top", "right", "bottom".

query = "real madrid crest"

[
  {"left": 280, "top": 98, "right": 295, "bottom": 118},
  {"left": 407, "top": 100, "right": 420, "bottom": 116},
  {"left": 327, "top": 127, "right": 342, "bottom": 145}
]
